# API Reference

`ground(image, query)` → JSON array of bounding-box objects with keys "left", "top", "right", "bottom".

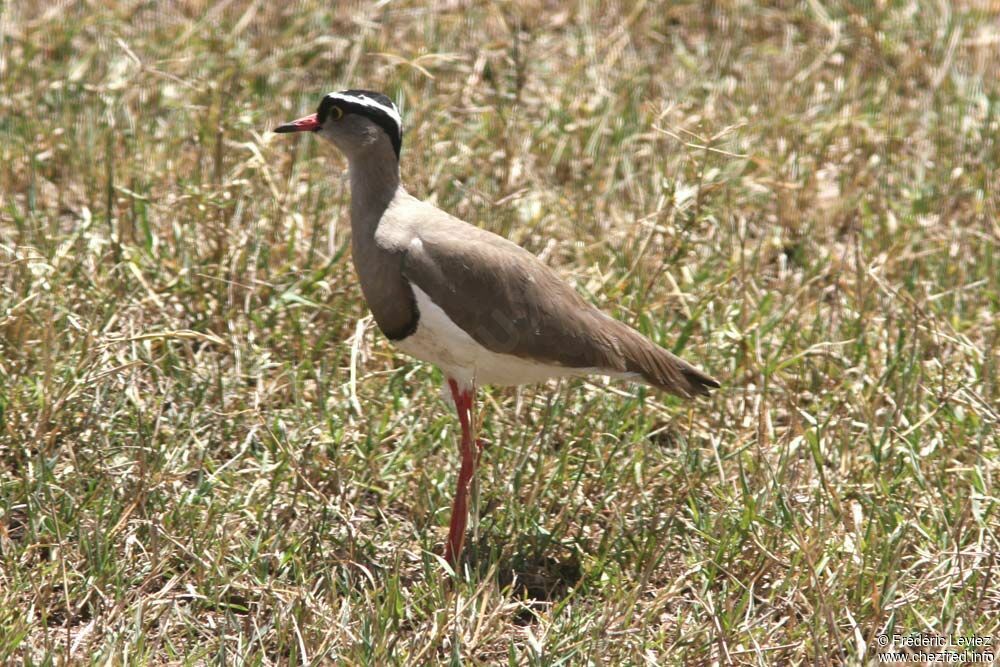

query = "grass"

[{"left": 1, "top": 0, "right": 998, "bottom": 664}]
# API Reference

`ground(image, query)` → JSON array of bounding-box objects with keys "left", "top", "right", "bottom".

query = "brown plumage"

[
  {"left": 276, "top": 89, "right": 719, "bottom": 567},
  {"left": 398, "top": 203, "right": 720, "bottom": 398}
]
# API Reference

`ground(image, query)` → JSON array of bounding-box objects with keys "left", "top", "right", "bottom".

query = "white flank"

[{"left": 395, "top": 284, "right": 593, "bottom": 387}]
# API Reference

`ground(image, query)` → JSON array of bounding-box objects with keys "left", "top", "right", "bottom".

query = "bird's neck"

[
  {"left": 348, "top": 146, "right": 401, "bottom": 237},
  {"left": 345, "top": 145, "right": 415, "bottom": 341}
]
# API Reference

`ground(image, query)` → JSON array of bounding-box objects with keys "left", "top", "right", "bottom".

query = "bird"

[{"left": 274, "top": 90, "right": 720, "bottom": 567}]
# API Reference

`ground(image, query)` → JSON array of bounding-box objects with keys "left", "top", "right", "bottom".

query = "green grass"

[{"left": 1, "top": 1, "right": 998, "bottom": 664}]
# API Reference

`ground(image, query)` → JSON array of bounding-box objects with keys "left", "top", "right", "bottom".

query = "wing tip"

[{"left": 681, "top": 366, "right": 721, "bottom": 398}]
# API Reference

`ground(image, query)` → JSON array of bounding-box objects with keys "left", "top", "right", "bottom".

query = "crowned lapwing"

[{"left": 274, "top": 90, "right": 720, "bottom": 567}]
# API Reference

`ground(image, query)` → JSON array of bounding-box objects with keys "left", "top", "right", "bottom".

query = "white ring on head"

[{"left": 326, "top": 92, "right": 402, "bottom": 130}]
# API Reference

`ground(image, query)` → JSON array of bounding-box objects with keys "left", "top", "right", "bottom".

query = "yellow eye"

[{"left": 331, "top": 106, "right": 343, "bottom": 120}]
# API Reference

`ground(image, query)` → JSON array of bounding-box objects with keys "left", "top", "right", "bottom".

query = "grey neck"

[
  {"left": 343, "top": 139, "right": 418, "bottom": 341},
  {"left": 348, "top": 141, "right": 401, "bottom": 237}
]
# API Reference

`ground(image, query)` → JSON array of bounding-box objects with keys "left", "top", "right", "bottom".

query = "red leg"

[{"left": 444, "top": 378, "right": 475, "bottom": 566}]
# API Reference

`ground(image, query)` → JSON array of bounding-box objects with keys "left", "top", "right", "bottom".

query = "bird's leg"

[
  {"left": 469, "top": 385, "right": 481, "bottom": 558},
  {"left": 444, "top": 378, "right": 475, "bottom": 567}
]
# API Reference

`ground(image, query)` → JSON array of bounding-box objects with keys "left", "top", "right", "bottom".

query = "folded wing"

[{"left": 400, "top": 216, "right": 720, "bottom": 398}]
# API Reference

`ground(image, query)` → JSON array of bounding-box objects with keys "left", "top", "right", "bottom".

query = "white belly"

[{"left": 394, "top": 284, "right": 592, "bottom": 387}]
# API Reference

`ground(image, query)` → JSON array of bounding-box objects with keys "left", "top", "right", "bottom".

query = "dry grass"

[{"left": 1, "top": 0, "right": 998, "bottom": 664}]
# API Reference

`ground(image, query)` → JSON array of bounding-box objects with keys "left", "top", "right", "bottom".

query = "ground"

[{"left": 1, "top": 1, "right": 998, "bottom": 664}]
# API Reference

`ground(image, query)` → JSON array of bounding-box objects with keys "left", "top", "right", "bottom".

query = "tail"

[{"left": 618, "top": 325, "right": 720, "bottom": 399}]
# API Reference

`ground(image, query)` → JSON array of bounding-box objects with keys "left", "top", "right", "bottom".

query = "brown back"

[{"left": 400, "top": 216, "right": 720, "bottom": 398}]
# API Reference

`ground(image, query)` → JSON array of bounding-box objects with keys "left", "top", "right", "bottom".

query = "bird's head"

[{"left": 275, "top": 90, "right": 402, "bottom": 161}]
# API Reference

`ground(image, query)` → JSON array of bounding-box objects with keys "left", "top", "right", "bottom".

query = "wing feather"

[{"left": 397, "top": 209, "right": 719, "bottom": 398}]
